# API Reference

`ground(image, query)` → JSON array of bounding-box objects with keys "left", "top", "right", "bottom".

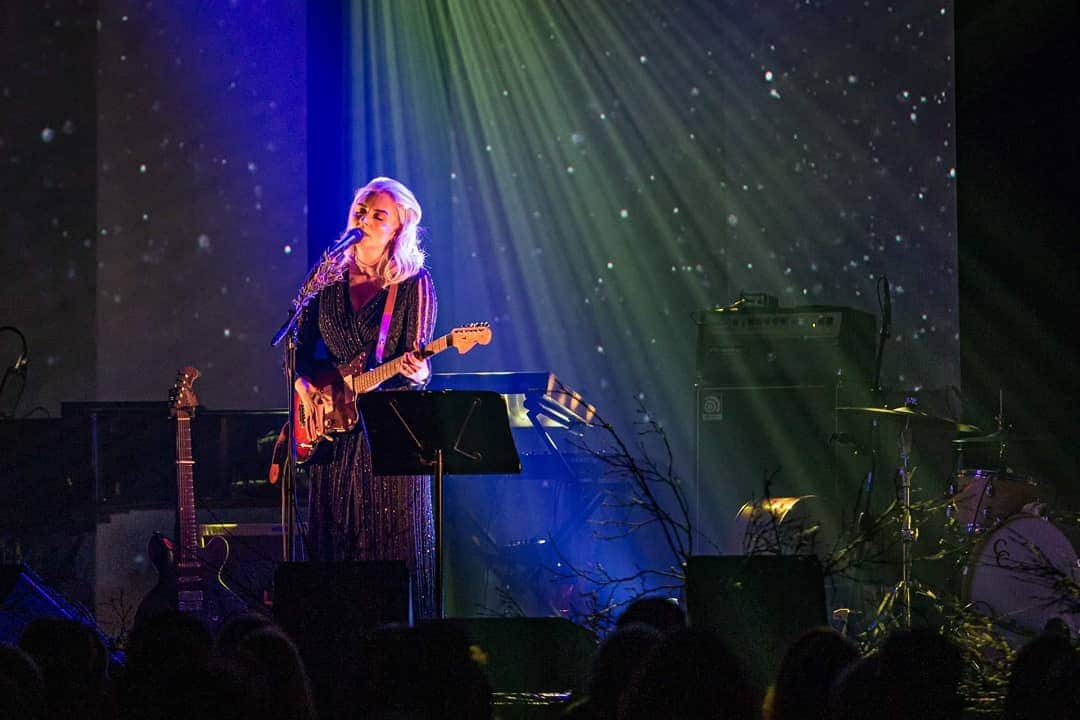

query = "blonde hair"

[{"left": 345, "top": 176, "right": 426, "bottom": 285}]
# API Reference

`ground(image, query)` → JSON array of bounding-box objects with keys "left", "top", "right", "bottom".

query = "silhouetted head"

[
  {"left": 215, "top": 611, "right": 276, "bottom": 656},
  {"left": 771, "top": 626, "right": 860, "bottom": 720},
  {"left": 618, "top": 627, "right": 757, "bottom": 720},
  {"left": 878, "top": 629, "right": 963, "bottom": 720},
  {"left": 18, "top": 618, "right": 109, "bottom": 719},
  {"left": 587, "top": 623, "right": 663, "bottom": 719},
  {"left": 0, "top": 644, "right": 45, "bottom": 719},
  {"left": 830, "top": 655, "right": 883, "bottom": 720},
  {"left": 1005, "top": 632, "right": 1080, "bottom": 720},
  {"left": 615, "top": 597, "right": 686, "bottom": 632}
]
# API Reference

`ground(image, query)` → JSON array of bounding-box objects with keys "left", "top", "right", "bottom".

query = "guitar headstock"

[
  {"left": 170, "top": 366, "right": 201, "bottom": 419},
  {"left": 450, "top": 322, "right": 493, "bottom": 354}
]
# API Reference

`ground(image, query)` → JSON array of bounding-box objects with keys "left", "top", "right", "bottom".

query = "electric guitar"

[
  {"left": 134, "top": 366, "right": 248, "bottom": 631},
  {"left": 292, "top": 322, "right": 493, "bottom": 464}
]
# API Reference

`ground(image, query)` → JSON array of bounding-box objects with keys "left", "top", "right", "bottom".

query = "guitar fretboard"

[
  {"left": 355, "top": 333, "right": 452, "bottom": 392},
  {"left": 176, "top": 415, "right": 198, "bottom": 563}
]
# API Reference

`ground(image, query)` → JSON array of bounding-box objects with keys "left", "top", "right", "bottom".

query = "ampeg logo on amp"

[{"left": 700, "top": 392, "right": 724, "bottom": 422}]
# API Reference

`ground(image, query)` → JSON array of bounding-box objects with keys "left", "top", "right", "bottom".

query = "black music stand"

[{"left": 357, "top": 390, "right": 521, "bottom": 617}]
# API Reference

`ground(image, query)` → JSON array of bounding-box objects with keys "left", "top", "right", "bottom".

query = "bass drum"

[
  {"left": 963, "top": 513, "right": 1080, "bottom": 642},
  {"left": 726, "top": 495, "right": 835, "bottom": 560}
]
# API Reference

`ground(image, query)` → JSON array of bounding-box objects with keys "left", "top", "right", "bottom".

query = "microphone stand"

[
  {"left": 269, "top": 230, "right": 360, "bottom": 561},
  {"left": 856, "top": 276, "right": 891, "bottom": 532}
]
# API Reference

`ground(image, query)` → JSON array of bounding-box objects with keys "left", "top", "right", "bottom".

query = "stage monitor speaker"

[
  {"left": 684, "top": 555, "right": 826, "bottom": 693},
  {"left": 428, "top": 617, "right": 596, "bottom": 694},
  {"left": 273, "top": 561, "right": 411, "bottom": 719}
]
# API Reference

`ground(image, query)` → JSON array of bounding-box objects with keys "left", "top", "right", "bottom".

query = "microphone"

[{"left": 328, "top": 228, "right": 363, "bottom": 254}]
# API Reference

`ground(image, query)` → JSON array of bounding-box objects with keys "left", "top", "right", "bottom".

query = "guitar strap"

[{"left": 373, "top": 281, "right": 399, "bottom": 365}]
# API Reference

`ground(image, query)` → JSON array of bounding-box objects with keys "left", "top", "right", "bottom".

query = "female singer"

[{"left": 294, "top": 176, "right": 437, "bottom": 617}]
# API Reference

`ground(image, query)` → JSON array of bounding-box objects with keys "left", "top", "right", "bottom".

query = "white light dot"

[
  {"left": 596, "top": 345, "right": 605, "bottom": 353},
  {"left": 139, "top": 163, "right": 147, "bottom": 173},
  {"left": 727, "top": 214, "right": 738, "bottom": 227},
  {"left": 566, "top": 165, "right": 575, "bottom": 174},
  {"left": 764, "top": 70, "right": 774, "bottom": 82},
  {"left": 606, "top": 261, "right": 614, "bottom": 269},
  {"left": 619, "top": 209, "right": 629, "bottom": 219},
  {"left": 639, "top": 55, "right": 647, "bottom": 64},
  {"left": 283, "top": 245, "right": 292, "bottom": 255},
  {"left": 41, "top": 127, "right": 55, "bottom": 142},
  {"left": 223, "top": 328, "right": 231, "bottom": 338}
]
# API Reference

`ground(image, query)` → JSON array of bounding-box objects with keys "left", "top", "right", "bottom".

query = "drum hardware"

[
  {"left": 838, "top": 399, "right": 980, "bottom": 628},
  {"left": 836, "top": 403, "right": 981, "bottom": 434}
]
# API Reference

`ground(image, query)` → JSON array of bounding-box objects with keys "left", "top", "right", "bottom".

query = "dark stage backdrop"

[
  {"left": 94, "top": 1, "right": 308, "bottom": 410},
  {"left": 1, "top": 2, "right": 97, "bottom": 417}
]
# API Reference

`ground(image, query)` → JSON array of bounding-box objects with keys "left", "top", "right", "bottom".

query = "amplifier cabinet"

[{"left": 695, "top": 306, "right": 876, "bottom": 388}]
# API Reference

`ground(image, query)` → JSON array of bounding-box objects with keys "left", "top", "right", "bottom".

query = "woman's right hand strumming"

[{"left": 293, "top": 375, "right": 327, "bottom": 441}]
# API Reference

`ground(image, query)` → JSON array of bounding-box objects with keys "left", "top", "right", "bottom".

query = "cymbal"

[
  {"left": 836, "top": 405, "right": 980, "bottom": 433},
  {"left": 953, "top": 428, "right": 1026, "bottom": 446}
]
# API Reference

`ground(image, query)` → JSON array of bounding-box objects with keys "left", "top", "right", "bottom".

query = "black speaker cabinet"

[
  {"left": 685, "top": 555, "right": 826, "bottom": 692},
  {"left": 273, "top": 561, "right": 411, "bottom": 719}
]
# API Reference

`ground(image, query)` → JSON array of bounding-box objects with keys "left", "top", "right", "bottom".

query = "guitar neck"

[
  {"left": 354, "top": 332, "right": 453, "bottom": 391},
  {"left": 176, "top": 415, "right": 198, "bottom": 563}
]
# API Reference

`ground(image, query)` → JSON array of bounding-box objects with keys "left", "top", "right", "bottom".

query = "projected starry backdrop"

[{"left": 8, "top": 2, "right": 956, "bottom": 551}]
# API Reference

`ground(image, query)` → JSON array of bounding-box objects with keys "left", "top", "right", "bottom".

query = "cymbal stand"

[{"left": 897, "top": 415, "right": 915, "bottom": 628}]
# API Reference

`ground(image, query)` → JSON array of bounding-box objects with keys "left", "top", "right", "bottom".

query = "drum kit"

[
  {"left": 837, "top": 399, "right": 1080, "bottom": 641},
  {"left": 731, "top": 397, "right": 1080, "bottom": 643}
]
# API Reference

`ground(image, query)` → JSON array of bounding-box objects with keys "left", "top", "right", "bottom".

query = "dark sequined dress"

[{"left": 296, "top": 269, "right": 437, "bottom": 618}]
